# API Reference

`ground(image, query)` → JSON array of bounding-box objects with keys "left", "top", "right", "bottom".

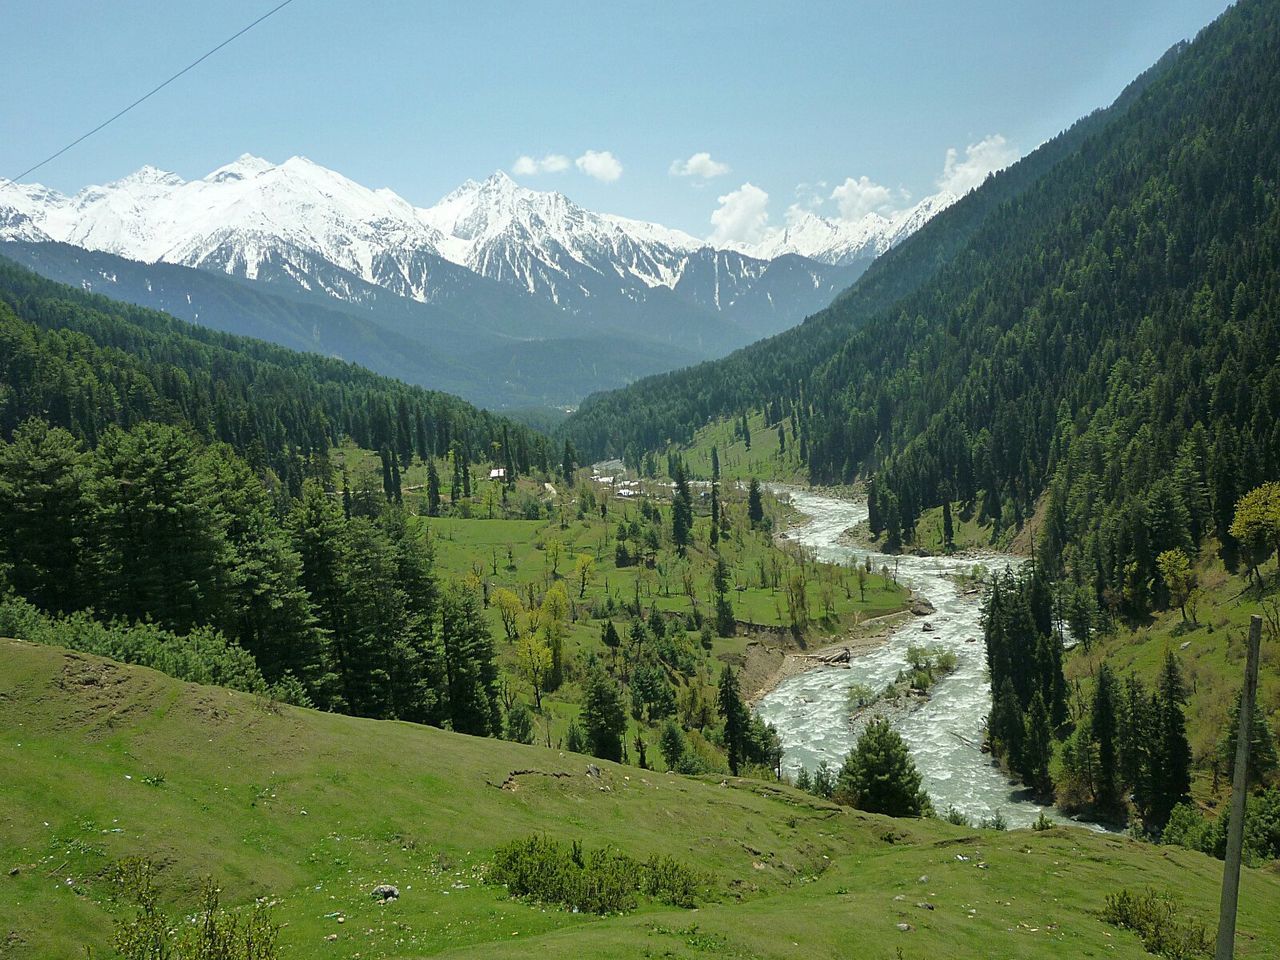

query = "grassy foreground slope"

[{"left": 3, "top": 640, "right": 1280, "bottom": 959}]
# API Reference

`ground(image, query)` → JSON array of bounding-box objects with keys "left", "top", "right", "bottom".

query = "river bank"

[
  {"left": 740, "top": 607, "right": 914, "bottom": 706},
  {"left": 754, "top": 486, "right": 1057, "bottom": 828}
]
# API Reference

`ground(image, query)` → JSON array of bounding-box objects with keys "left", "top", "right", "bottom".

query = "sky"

[{"left": 4, "top": 0, "right": 1235, "bottom": 240}]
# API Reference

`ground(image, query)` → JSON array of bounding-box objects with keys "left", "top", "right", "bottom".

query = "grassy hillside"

[
  {"left": 675, "top": 411, "right": 806, "bottom": 484},
  {"left": 3, "top": 639, "right": 1280, "bottom": 959},
  {"left": 1066, "top": 548, "right": 1280, "bottom": 805}
]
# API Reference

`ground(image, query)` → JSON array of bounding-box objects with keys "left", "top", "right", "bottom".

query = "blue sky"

[{"left": 5, "top": 0, "right": 1234, "bottom": 238}]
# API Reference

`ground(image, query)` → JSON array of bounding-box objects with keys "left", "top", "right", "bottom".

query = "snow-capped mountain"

[
  {"left": 737, "top": 191, "right": 960, "bottom": 266},
  {"left": 0, "top": 154, "right": 950, "bottom": 405},
  {"left": 419, "top": 171, "right": 702, "bottom": 302}
]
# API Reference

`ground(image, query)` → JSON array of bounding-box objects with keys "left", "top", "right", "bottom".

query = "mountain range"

[{"left": 0, "top": 157, "right": 953, "bottom": 408}]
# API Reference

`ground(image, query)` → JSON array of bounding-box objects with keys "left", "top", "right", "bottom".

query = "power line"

[{"left": 4, "top": 0, "right": 298, "bottom": 185}]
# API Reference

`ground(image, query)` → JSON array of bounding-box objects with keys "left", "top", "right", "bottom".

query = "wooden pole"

[{"left": 1215, "top": 614, "right": 1262, "bottom": 960}]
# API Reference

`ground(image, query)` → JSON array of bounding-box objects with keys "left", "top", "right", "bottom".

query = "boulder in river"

[{"left": 910, "top": 596, "right": 936, "bottom": 616}]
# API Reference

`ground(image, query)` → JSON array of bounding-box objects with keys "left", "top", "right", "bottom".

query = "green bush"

[
  {"left": 108, "top": 858, "right": 278, "bottom": 960},
  {"left": 0, "top": 596, "right": 307, "bottom": 705},
  {"left": 1161, "top": 790, "right": 1280, "bottom": 866},
  {"left": 1101, "top": 887, "right": 1211, "bottom": 959},
  {"left": 488, "top": 835, "right": 704, "bottom": 914}
]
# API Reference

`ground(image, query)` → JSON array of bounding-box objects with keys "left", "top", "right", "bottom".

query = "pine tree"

[
  {"left": 90, "top": 423, "right": 231, "bottom": 634},
  {"left": 659, "top": 719, "right": 687, "bottom": 771},
  {"left": 794, "top": 765, "right": 812, "bottom": 792},
  {"left": 990, "top": 677, "right": 1024, "bottom": 769},
  {"left": 835, "top": 717, "right": 930, "bottom": 816},
  {"left": 1092, "top": 663, "right": 1120, "bottom": 812},
  {"left": 1119, "top": 674, "right": 1154, "bottom": 823},
  {"left": 565, "top": 720, "right": 586, "bottom": 754},
  {"left": 718, "top": 665, "right": 748, "bottom": 775},
  {"left": 426, "top": 458, "right": 441, "bottom": 516},
  {"left": 329, "top": 517, "right": 414, "bottom": 718},
  {"left": 671, "top": 460, "right": 693, "bottom": 555},
  {"left": 1218, "top": 690, "right": 1278, "bottom": 790},
  {"left": 0, "top": 419, "right": 89, "bottom": 612},
  {"left": 713, "top": 553, "right": 736, "bottom": 637},
  {"left": 440, "top": 582, "right": 501, "bottom": 736},
  {"left": 1151, "top": 652, "right": 1192, "bottom": 827},
  {"left": 1022, "top": 691, "right": 1054, "bottom": 797},
  {"left": 502, "top": 425, "right": 516, "bottom": 487},
  {"left": 380, "top": 446, "right": 395, "bottom": 502},
  {"left": 582, "top": 668, "right": 626, "bottom": 762},
  {"left": 505, "top": 700, "right": 534, "bottom": 744},
  {"left": 747, "top": 478, "right": 764, "bottom": 527},
  {"left": 202, "top": 447, "right": 329, "bottom": 696},
  {"left": 601, "top": 619, "right": 621, "bottom": 667},
  {"left": 709, "top": 483, "right": 720, "bottom": 547},
  {"left": 561, "top": 439, "right": 577, "bottom": 487}
]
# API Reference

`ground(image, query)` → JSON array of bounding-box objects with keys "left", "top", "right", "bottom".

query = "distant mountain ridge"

[{"left": 0, "top": 156, "right": 951, "bottom": 407}]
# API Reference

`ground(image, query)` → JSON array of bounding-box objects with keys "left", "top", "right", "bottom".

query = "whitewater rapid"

[{"left": 754, "top": 488, "right": 1054, "bottom": 827}]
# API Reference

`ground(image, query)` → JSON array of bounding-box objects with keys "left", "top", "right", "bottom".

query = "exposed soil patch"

[
  {"left": 739, "top": 609, "right": 914, "bottom": 705},
  {"left": 491, "top": 768, "right": 574, "bottom": 791},
  {"left": 49, "top": 653, "right": 146, "bottom": 734}
]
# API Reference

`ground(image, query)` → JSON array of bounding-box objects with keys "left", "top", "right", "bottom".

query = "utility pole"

[{"left": 1215, "top": 614, "right": 1262, "bottom": 960}]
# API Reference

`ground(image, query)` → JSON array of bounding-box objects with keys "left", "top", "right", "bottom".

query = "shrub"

[
  {"left": 980, "top": 810, "right": 1008, "bottom": 831},
  {"left": 0, "top": 596, "right": 306, "bottom": 705},
  {"left": 1101, "top": 887, "right": 1211, "bottom": 959},
  {"left": 1162, "top": 790, "right": 1280, "bottom": 865},
  {"left": 487, "top": 835, "right": 704, "bottom": 914},
  {"left": 505, "top": 700, "right": 535, "bottom": 745},
  {"left": 109, "top": 858, "right": 278, "bottom": 960}
]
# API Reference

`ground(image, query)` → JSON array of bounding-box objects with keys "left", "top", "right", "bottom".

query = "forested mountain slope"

[
  {"left": 0, "top": 239, "right": 708, "bottom": 409},
  {"left": 0, "top": 255, "right": 548, "bottom": 482},
  {"left": 559, "top": 36, "right": 1188, "bottom": 463},
  {"left": 564, "top": 0, "right": 1280, "bottom": 614}
]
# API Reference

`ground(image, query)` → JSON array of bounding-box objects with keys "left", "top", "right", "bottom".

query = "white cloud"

[
  {"left": 709, "top": 182, "right": 770, "bottom": 246},
  {"left": 511, "top": 153, "right": 570, "bottom": 176},
  {"left": 669, "top": 152, "right": 730, "bottom": 179},
  {"left": 936, "top": 134, "right": 1018, "bottom": 195},
  {"left": 575, "top": 149, "right": 623, "bottom": 182},
  {"left": 829, "top": 175, "right": 896, "bottom": 221}
]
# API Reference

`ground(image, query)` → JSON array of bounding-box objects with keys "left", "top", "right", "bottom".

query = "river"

[{"left": 754, "top": 487, "right": 1056, "bottom": 828}]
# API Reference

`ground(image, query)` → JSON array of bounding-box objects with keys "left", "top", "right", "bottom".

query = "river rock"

[{"left": 910, "top": 596, "right": 936, "bottom": 616}]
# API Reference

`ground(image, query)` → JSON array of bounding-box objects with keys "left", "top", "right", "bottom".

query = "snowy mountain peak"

[
  {"left": 482, "top": 169, "right": 518, "bottom": 189},
  {"left": 205, "top": 154, "right": 274, "bottom": 183},
  {"left": 110, "top": 165, "right": 185, "bottom": 189},
  {"left": 737, "top": 191, "right": 961, "bottom": 265}
]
